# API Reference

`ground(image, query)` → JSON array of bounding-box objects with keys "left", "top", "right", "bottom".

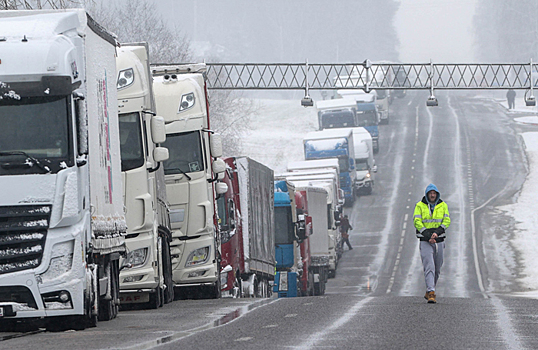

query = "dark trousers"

[
  {"left": 343, "top": 236, "right": 352, "bottom": 249},
  {"left": 508, "top": 99, "right": 515, "bottom": 109}
]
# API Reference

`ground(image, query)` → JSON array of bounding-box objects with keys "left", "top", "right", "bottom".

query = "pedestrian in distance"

[
  {"left": 413, "top": 184, "right": 450, "bottom": 304},
  {"left": 507, "top": 89, "right": 516, "bottom": 109},
  {"left": 340, "top": 214, "right": 353, "bottom": 250}
]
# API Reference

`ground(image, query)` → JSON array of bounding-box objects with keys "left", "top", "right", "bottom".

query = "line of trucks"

[{"left": 0, "top": 9, "right": 358, "bottom": 330}]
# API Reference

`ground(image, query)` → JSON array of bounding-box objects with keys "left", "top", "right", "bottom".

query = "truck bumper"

[
  {"left": 119, "top": 232, "right": 160, "bottom": 302},
  {"left": 171, "top": 235, "right": 218, "bottom": 287},
  {"left": 0, "top": 222, "right": 88, "bottom": 319},
  {"left": 0, "top": 267, "right": 86, "bottom": 319}
]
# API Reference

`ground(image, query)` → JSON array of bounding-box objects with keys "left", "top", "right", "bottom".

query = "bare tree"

[
  {"left": 86, "top": 0, "right": 191, "bottom": 63},
  {"left": 0, "top": 0, "right": 83, "bottom": 10},
  {"left": 208, "top": 89, "right": 258, "bottom": 156}
]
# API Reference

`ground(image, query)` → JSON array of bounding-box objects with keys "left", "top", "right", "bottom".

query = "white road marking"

[
  {"left": 235, "top": 337, "right": 253, "bottom": 342},
  {"left": 296, "top": 297, "right": 372, "bottom": 350},
  {"left": 284, "top": 314, "right": 297, "bottom": 318}
]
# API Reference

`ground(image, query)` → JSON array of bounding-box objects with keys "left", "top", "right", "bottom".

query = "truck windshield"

[
  {"left": 356, "top": 110, "right": 378, "bottom": 127},
  {"left": 0, "top": 95, "right": 73, "bottom": 174},
  {"left": 375, "top": 90, "right": 387, "bottom": 99},
  {"left": 338, "top": 157, "right": 350, "bottom": 173},
  {"left": 119, "top": 113, "right": 145, "bottom": 172},
  {"left": 163, "top": 131, "right": 204, "bottom": 175},
  {"left": 320, "top": 110, "right": 355, "bottom": 128},
  {"left": 355, "top": 159, "right": 369, "bottom": 171},
  {"left": 274, "top": 206, "right": 294, "bottom": 245}
]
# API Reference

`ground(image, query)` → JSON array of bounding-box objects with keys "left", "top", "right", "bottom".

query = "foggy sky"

[{"left": 156, "top": 0, "right": 478, "bottom": 64}]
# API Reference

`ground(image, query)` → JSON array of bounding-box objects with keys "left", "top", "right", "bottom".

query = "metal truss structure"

[{"left": 205, "top": 61, "right": 538, "bottom": 91}]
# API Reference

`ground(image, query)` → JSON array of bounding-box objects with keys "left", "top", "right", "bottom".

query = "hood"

[{"left": 424, "top": 183, "right": 440, "bottom": 204}]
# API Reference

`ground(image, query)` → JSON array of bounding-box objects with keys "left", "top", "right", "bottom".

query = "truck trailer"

[
  {"left": 0, "top": 10, "right": 126, "bottom": 328},
  {"left": 218, "top": 157, "right": 275, "bottom": 298}
]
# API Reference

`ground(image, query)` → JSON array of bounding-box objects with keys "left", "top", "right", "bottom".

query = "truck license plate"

[{"left": 120, "top": 293, "right": 149, "bottom": 304}]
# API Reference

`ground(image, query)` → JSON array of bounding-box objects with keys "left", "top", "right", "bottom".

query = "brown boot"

[
  {"left": 427, "top": 291, "right": 437, "bottom": 303},
  {"left": 424, "top": 292, "right": 429, "bottom": 300}
]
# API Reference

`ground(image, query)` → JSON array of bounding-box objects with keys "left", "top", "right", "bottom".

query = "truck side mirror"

[
  {"left": 372, "top": 165, "right": 378, "bottom": 173},
  {"left": 215, "top": 182, "right": 228, "bottom": 195},
  {"left": 212, "top": 158, "right": 226, "bottom": 174},
  {"left": 74, "top": 97, "right": 88, "bottom": 156},
  {"left": 210, "top": 133, "right": 223, "bottom": 158},
  {"left": 151, "top": 116, "right": 166, "bottom": 144},
  {"left": 153, "top": 147, "right": 169, "bottom": 162},
  {"left": 296, "top": 214, "right": 307, "bottom": 241}
]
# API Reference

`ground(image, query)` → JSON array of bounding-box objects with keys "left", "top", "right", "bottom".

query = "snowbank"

[{"left": 498, "top": 132, "right": 538, "bottom": 290}]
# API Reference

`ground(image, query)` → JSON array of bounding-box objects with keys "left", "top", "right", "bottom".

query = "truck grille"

[{"left": 0, "top": 205, "right": 51, "bottom": 275}]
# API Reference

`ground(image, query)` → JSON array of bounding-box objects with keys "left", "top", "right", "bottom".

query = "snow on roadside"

[
  {"left": 498, "top": 132, "right": 538, "bottom": 291},
  {"left": 241, "top": 99, "right": 318, "bottom": 173}
]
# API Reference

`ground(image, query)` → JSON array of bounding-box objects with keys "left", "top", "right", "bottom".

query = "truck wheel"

[
  {"left": 148, "top": 287, "right": 162, "bottom": 309},
  {"left": 161, "top": 236, "right": 175, "bottom": 304},
  {"left": 99, "top": 259, "right": 120, "bottom": 321},
  {"left": 308, "top": 271, "right": 315, "bottom": 296},
  {"left": 328, "top": 269, "right": 336, "bottom": 278}
]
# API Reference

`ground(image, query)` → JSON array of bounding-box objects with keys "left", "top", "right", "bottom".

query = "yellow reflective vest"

[{"left": 413, "top": 198, "right": 450, "bottom": 242}]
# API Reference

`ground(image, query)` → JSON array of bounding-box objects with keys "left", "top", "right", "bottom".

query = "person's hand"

[{"left": 429, "top": 232, "right": 438, "bottom": 244}]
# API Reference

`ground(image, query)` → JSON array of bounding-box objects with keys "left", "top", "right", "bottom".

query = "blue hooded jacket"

[{"left": 425, "top": 183, "right": 440, "bottom": 213}]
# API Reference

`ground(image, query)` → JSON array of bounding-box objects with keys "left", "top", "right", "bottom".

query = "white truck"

[
  {"left": 276, "top": 171, "right": 342, "bottom": 278},
  {"left": 351, "top": 127, "right": 377, "bottom": 195},
  {"left": 316, "top": 98, "right": 357, "bottom": 130},
  {"left": 0, "top": 10, "right": 125, "bottom": 328},
  {"left": 116, "top": 43, "right": 174, "bottom": 308},
  {"left": 152, "top": 64, "right": 227, "bottom": 299}
]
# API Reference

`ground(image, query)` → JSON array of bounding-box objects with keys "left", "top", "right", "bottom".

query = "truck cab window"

[
  {"left": 162, "top": 131, "right": 205, "bottom": 175},
  {"left": 118, "top": 113, "right": 145, "bottom": 171},
  {"left": 0, "top": 95, "right": 73, "bottom": 174}
]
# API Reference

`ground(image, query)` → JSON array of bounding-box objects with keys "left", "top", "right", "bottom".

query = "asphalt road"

[{"left": 3, "top": 91, "right": 538, "bottom": 350}]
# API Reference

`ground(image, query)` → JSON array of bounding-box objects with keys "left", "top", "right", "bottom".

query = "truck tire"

[
  {"left": 328, "top": 269, "right": 336, "bottom": 278},
  {"left": 161, "top": 235, "right": 175, "bottom": 304},
  {"left": 99, "top": 259, "right": 120, "bottom": 321},
  {"left": 148, "top": 285, "right": 162, "bottom": 309}
]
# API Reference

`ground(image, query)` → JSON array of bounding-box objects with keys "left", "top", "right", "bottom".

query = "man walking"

[
  {"left": 414, "top": 184, "right": 450, "bottom": 303},
  {"left": 340, "top": 214, "right": 353, "bottom": 250},
  {"left": 507, "top": 89, "right": 516, "bottom": 109}
]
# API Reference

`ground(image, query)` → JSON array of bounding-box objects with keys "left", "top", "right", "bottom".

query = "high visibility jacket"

[{"left": 414, "top": 197, "right": 450, "bottom": 242}]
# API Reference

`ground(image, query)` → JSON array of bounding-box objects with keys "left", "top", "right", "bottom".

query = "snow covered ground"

[{"left": 241, "top": 99, "right": 318, "bottom": 174}]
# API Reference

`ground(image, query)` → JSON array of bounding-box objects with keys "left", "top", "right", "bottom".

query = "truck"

[
  {"left": 218, "top": 157, "right": 275, "bottom": 298},
  {"left": 277, "top": 171, "right": 342, "bottom": 278},
  {"left": 116, "top": 43, "right": 174, "bottom": 308},
  {"left": 273, "top": 180, "right": 313, "bottom": 297},
  {"left": 316, "top": 98, "right": 357, "bottom": 130},
  {"left": 374, "top": 89, "right": 390, "bottom": 124},
  {"left": 287, "top": 159, "right": 345, "bottom": 207},
  {"left": 303, "top": 129, "right": 357, "bottom": 206},
  {"left": 152, "top": 64, "right": 227, "bottom": 299},
  {"left": 0, "top": 10, "right": 125, "bottom": 328},
  {"left": 355, "top": 102, "right": 379, "bottom": 154},
  {"left": 350, "top": 127, "right": 377, "bottom": 195}
]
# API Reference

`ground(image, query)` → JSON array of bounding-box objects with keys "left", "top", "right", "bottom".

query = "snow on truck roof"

[
  {"left": 304, "top": 128, "right": 353, "bottom": 141},
  {"left": 287, "top": 159, "right": 339, "bottom": 170},
  {"left": 315, "top": 98, "right": 357, "bottom": 111},
  {"left": 0, "top": 10, "right": 115, "bottom": 45}
]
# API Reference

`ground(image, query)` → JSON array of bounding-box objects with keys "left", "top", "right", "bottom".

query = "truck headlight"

[
  {"left": 117, "top": 68, "right": 135, "bottom": 90},
  {"left": 123, "top": 248, "right": 149, "bottom": 268},
  {"left": 185, "top": 246, "right": 210, "bottom": 267},
  {"left": 179, "top": 92, "right": 195, "bottom": 112},
  {"left": 365, "top": 172, "right": 371, "bottom": 178}
]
